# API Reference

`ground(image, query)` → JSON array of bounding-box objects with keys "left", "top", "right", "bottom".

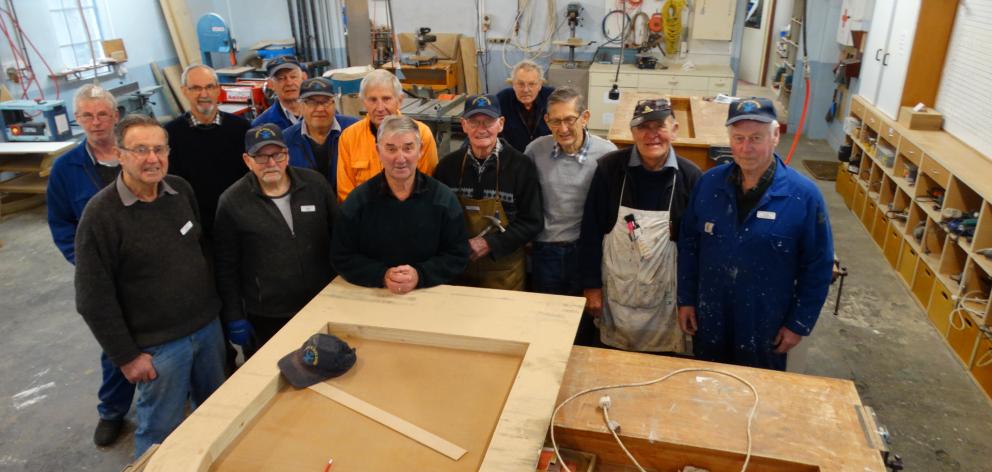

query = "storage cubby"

[
  {"left": 960, "top": 260, "right": 992, "bottom": 322},
  {"left": 972, "top": 201, "right": 992, "bottom": 262},
  {"left": 906, "top": 201, "right": 927, "bottom": 244},
  {"left": 914, "top": 172, "right": 945, "bottom": 221},
  {"left": 921, "top": 217, "right": 947, "bottom": 265},
  {"left": 912, "top": 261, "right": 937, "bottom": 307},
  {"left": 872, "top": 206, "right": 888, "bottom": 247},
  {"left": 879, "top": 176, "right": 897, "bottom": 208},
  {"left": 852, "top": 182, "right": 868, "bottom": 219},
  {"left": 943, "top": 178, "right": 983, "bottom": 251},
  {"left": 970, "top": 334, "right": 992, "bottom": 397},
  {"left": 884, "top": 222, "right": 904, "bottom": 268},
  {"left": 868, "top": 164, "right": 884, "bottom": 200},
  {"left": 899, "top": 243, "right": 920, "bottom": 285},
  {"left": 937, "top": 240, "right": 968, "bottom": 293},
  {"left": 862, "top": 199, "right": 879, "bottom": 232},
  {"left": 946, "top": 309, "right": 982, "bottom": 367},
  {"left": 888, "top": 188, "right": 912, "bottom": 233},
  {"left": 876, "top": 129, "right": 898, "bottom": 168},
  {"left": 858, "top": 158, "right": 875, "bottom": 183},
  {"left": 928, "top": 280, "right": 956, "bottom": 336}
]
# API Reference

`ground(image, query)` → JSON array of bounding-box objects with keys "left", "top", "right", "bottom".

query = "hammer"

[{"left": 475, "top": 215, "right": 506, "bottom": 238}]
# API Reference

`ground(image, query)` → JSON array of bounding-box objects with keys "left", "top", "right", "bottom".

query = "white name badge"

[
  {"left": 757, "top": 211, "right": 777, "bottom": 220},
  {"left": 465, "top": 205, "right": 480, "bottom": 212},
  {"left": 180, "top": 220, "right": 193, "bottom": 235},
  {"left": 704, "top": 222, "right": 715, "bottom": 234},
  {"left": 300, "top": 205, "right": 316, "bottom": 213}
]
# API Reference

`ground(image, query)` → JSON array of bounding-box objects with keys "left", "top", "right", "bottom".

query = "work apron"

[
  {"left": 598, "top": 171, "right": 686, "bottom": 352},
  {"left": 456, "top": 153, "right": 526, "bottom": 290}
]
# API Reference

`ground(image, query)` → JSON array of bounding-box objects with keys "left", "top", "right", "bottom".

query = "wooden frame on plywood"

[{"left": 142, "top": 278, "right": 583, "bottom": 471}]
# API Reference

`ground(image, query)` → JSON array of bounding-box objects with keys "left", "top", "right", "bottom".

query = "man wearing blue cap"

[
  {"left": 677, "top": 97, "right": 834, "bottom": 371},
  {"left": 214, "top": 123, "right": 338, "bottom": 353},
  {"left": 284, "top": 77, "right": 358, "bottom": 187},
  {"left": 433, "top": 94, "right": 543, "bottom": 290},
  {"left": 252, "top": 56, "right": 307, "bottom": 129}
]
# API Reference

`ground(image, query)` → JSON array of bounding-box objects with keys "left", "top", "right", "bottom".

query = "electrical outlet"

[
  {"left": 482, "top": 14, "right": 491, "bottom": 32},
  {"left": 488, "top": 37, "right": 508, "bottom": 44}
]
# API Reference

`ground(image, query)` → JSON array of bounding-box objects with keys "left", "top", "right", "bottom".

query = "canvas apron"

[
  {"left": 598, "top": 171, "right": 686, "bottom": 352},
  {"left": 456, "top": 153, "right": 526, "bottom": 290}
]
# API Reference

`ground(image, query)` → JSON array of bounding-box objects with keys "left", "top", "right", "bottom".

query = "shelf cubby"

[{"left": 937, "top": 238, "right": 968, "bottom": 294}]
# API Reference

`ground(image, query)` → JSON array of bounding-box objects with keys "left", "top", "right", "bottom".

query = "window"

[{"left": 48, "top": 0, "right": 105, "bottom": 69}]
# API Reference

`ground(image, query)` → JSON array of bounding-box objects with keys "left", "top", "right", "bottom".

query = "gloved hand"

[{"left": 225, "top": 319, "right": 255, "bottom": 349}]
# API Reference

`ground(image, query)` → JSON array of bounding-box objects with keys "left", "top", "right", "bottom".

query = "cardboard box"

[{"left": 898, "top": 106, "right": 942, "bottom": 130}]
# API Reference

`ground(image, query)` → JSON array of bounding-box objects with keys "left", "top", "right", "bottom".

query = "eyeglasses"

[
  {"left": 302, "top": 97, "right": 335, "bottom": 108},
  {"left": 513, "top": 81, "right": 540, "bottom": 90},
  {"left": 76, "top": 112, "right": 114, "bottom": 123},
  {"left": 186, "top": 84, "right": 218, "bottom": 94},
  {"left": 634, "top": 122, "right": 672, "bottom": 134},
  {"left": 249, "top": 150, "right": 288, "bottom": 164},
  {"left": 120, "top": 145, "right": 170, "bottom": 157},
  {"left": 463, "top": 117, "right": 499, "bottom": 129},
  {"left": 546, "top": 115, "right": 580, "bottom": 128}
]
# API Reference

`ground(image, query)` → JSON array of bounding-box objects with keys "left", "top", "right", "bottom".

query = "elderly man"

[
  {"left": 524, "top": 86, "right": 617, "bottom": 298},
  {"left": 332, "top": 115, "right": 468, "bottom": 293},
  {"left": 336, "top": 69, "right": 438, "bottom": 202},
  {"left": 166, "top": 63, "right": 251, "bottom": 235},
  {"left": 579, "top": 98, "right": 702, "bottom": 352},
  {"left": 285, "top": 77, "right": 358, "bottom": 186},
  {"left": 252, "top": 55, "right": 307, "bottom": 129},
  {"left": 214, "top": 124, "right": 337, "bottom": 351},
  {"left": 434, "top": 95, "right": 542, "bottom": 290},
  {"left": 496, "top": 60, "right": 554, "bottom": 153},
  {"left": 75, "top": 114, "right": 226, "bottom": 458},
  {"left": 677, "top": 98, "right": 834, "bottom": 371},
  {"left": 46, "top": 84, "right": 133, "bottom": 447}
]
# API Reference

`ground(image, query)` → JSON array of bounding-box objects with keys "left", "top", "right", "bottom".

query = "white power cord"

[{"left": 550, "top": 367, "right": 760, "bottom": 472}]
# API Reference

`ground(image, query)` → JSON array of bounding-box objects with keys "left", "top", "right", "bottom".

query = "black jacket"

[
  {"left": 496, "top": 85, "right": 554, "bottom": 153},
  {"left": 213, "top": 166, "right": 337, "bottom": 321},
  {"left": 578, "top": 147, "right": 702, "bottom": 289}
]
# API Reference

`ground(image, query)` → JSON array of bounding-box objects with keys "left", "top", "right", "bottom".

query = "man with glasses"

[
  {"left": 165, "top": 63, "right": 251, "bottom": 236},
  {"left": 252, "top": 56, "right": 308, "bottom": 129},
  {"left": 214, "top": 124, "right": 337, "bottom": 352},
  {"left": 578, "top": 98, "right": 702, "bottom": 353},
  {"left": 75, "top": 114, "right": 226, "bottom": 459},
  {"left": 523, "top": 87, "right": 616, "bottom": 341},
  {"left": 284, "top": 77, "right": 358, "bottom": 188},
  {"left": 433, "top": 95, "right": 543, "bottom": 290},
  {"left": 47, "top": 84, "right": 134, "bottom": 447},
  {"left": 496, "top": 59, "right": 554, "bottom": 153}
]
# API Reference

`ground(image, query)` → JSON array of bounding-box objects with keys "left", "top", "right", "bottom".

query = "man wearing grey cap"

[
  {"left": 677, "top": 97, "right": 834, "bottom": 371},
  {"left": 433, "top": 94, "right": 543, "bottom": 290},
  {"left": 214, "top": 123, "right": 338, "bottom": 352},
  {"left": 252, "top": 55, "right": 308, "bottom": 129},
  {"left": 578, "top": 98, "right": 701, "bottom": 352},
  {"left": 285, "top": 77, "right": 359, "bottom": 187}
]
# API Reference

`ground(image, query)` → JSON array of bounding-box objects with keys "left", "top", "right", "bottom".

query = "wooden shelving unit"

[
  {"left": 836, "top": 95, "right": 992, "bottom": 402},
  {"left": 0, "top": 141, "right": 75, "bottom": 219}
]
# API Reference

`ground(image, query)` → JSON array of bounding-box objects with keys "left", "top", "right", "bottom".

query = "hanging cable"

[
  {"left": 661, "top": 0, "right": 686, "bottom": 56},
  {"left": 784, "top": 0, "right": 809, "bottom": 165}
]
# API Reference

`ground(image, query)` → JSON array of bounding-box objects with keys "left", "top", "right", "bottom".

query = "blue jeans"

[
  {"left": 98, "top": 351, "right": 135, "bottom": 421},
  {"left": 133, "top": 318, "right": 226, "bottom": 458},
  {"left": 531, "top": 241, "right": 582, "bottom": 296}
]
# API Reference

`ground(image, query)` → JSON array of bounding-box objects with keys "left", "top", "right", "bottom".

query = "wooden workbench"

[
  {"left": 607, "top": 93, "right": 731, "bottom": 171},
  {"left": 553, "top": 347, "right": 888, "bottom": 471},
  {"left": 0, "top": 140, "right": 75, "bottom": 219},
  {"left": 143, "top": 278, "right": 584, "bottom": 471}
]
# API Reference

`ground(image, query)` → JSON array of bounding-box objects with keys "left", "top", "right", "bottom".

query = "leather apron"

[
  {"left": 598, "top": 170, "right": 687, "bottom": 352},
  {"left": 456, "top": 152, "right": 526, "bottom": 290}
]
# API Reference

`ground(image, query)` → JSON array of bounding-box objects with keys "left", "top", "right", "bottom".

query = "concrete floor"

[{"left": 1, "top": 136, "right": 991, "bottom": 471}]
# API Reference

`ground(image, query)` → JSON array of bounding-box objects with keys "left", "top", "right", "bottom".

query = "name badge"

[
  {"left": 757, "top": 211, "right": 777, "bottom": 220},
  {"left": 300, "top": 205, "right": 316, "bottom": 213},
  {"left": 704, "top": 222, "right": 714, "bottom": 234},
  {"left": 180, "top": 220, "right": 193, "bottom": 235},
  {"left": 465, "top": 205, "right": 480, "bottom": 212}
]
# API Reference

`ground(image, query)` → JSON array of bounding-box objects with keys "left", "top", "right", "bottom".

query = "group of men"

[{"left": 46, "top": 56, "right": 833, "bottom": 459}]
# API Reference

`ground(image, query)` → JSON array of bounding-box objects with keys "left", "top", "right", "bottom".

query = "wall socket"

[{"left": 488, "top": 37, "right": 508, "bottom": 44}]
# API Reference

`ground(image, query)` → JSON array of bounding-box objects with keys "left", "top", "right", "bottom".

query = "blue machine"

[
  {"left": 0, "top": 100, "right": 72, "bottom": 142},
  {"left": 197, "top": 13, "right": 236, "bottom": 68}
]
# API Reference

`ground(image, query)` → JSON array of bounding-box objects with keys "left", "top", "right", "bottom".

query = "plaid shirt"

[
  {"left": 467, "top": 139, "right": 503, "bottom": 178},
  {"left": 550, "top": 130, "right": 592, "bottom": 164},
  {"left": 187, "top": 110, "right": 223, "bottom": 127}
]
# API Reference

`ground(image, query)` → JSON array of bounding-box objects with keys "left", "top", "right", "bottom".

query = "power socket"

[{"left": 488, "top": 37, "right": 508, "bottom": 44}]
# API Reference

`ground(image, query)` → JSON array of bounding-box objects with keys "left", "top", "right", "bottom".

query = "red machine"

[{"left": 219, "top": 79, "right": 270, "bottom": 118}]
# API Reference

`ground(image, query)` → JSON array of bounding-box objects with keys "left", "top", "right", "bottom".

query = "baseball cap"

[
  {"left": 726, "top": 97, "right": 777, "bottom": 125},
  {"left": 244, "top": 123, "right": 287, "bottom": 155},
  {"left": 277, "top": 333, "right": 357, "bottom": 389},
  {"left": 462, "top": 94, "right": 501, "bottom": 119},
  {"left": 265, "top": 55, "right": 303, "bottom": 77},
  {"left": 299, "top": 77, "right": 336, "bottom": 100},
  {"left": 630, "top": 98, "right": 673, "bottom": 127}
]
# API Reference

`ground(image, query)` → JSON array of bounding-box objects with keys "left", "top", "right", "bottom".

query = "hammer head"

[{"left": 482, "top": 215, "right": 506, "bottom": 232}]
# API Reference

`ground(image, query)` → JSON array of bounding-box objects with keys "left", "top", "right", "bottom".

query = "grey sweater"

[{"left": 74, "top": 175, "right": 220, "bottom": 367}]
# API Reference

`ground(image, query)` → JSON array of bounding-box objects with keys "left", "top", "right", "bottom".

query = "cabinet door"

[
  {"left": 587, "top": 86, "right": 626, "bottom": 131},
  {"left": 693, "top": 0, "right": 736, "bottom": 41},
  {"left": 876, "top": 0, "right": 921, "bottom": 118},
  {"left": 858, "top": 0, "right": 896, "bottom": 104}
]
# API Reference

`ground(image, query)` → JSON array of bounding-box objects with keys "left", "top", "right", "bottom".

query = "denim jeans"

[
  {"left": 98, "top": 351, "right": 135, "bottom": 421},
  {"left": 133, "top": 318, "right": 226, "bottom": 458},
  {"left": 531, "top": 241, "right": 581, "bottom": 296}
]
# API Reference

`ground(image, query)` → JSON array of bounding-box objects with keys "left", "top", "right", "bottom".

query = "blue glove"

[{"left": 225, "top": 319, "right": 255, "bottom": 348}]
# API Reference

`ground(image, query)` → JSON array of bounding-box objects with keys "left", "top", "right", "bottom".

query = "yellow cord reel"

[{"left": 660, "top": 0, "right": 686, "bottom": 56}]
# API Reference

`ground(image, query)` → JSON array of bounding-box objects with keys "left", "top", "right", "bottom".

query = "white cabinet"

[
  {"left": 587, "top": 63, "right": 734, "bottom": 133},
  {"left": 692, "top": 0, "right": 737, "bottom": 41},
  {"left": 857, "top": 0, "right": 920, "bottom": 119}
]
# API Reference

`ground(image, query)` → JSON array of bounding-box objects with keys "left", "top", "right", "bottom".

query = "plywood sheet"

[
  {"left": 162, "top": 65, "right": 190, "bottom": 113},
  {"left": 459, "top": 36, "right": 479, "bottom": 95},
  {"left": 144, "top": 279, "right": 584, "bottom": 471},
  {"left": 608, "top": 92, "right": 730, "bottom": 148},
  {"left": 158, "top": 0, "right": 199, "bottom": 69}
]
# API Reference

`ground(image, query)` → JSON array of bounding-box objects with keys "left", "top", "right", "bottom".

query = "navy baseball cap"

[
  {"left": 726, "top": 97, "right": 777, "bottom": 125},
  {"left": 630, "top": 98, "right": 673, "bottom": 127},
  {"left": 265, "top": 55, "right": 302, "bottom": 77},
  {"left": 299, "top": 77, "right": 336, "bottom": 99},
  {"left": 278, "top": 333, "right": 357, "bottom": 389},
  {"left": 462, "top": 94, "right": 501, "bottom": 119},
  {"left": 245, "top": 123, "right": 287, "bottom": 155}
]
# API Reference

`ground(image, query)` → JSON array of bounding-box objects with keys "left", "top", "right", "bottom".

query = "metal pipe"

[
  {"left": 309, "top": 0, "right": 321, "bottom": 62},
  {"left": 287, "top": 0, "right": 299, "bottom": 56}
]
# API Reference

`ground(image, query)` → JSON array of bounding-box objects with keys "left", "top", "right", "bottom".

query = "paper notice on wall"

[
  {"left": 837, "top": 0, "right": 874, "bottom": 46},
  {"left": 603, "top": 113, "right": 614, "bottom": 126},
  {"left": 54, "top": 113, "right": 69, "bottom": 136}
]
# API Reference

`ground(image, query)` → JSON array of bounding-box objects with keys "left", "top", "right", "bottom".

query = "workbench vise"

[{"left": 0, "top": 99, "right": 72, "bottom": 142}]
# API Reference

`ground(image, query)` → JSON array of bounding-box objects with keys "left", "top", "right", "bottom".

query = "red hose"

[{"left": 784, "top": 76, "right": 810, "bottom": 165}]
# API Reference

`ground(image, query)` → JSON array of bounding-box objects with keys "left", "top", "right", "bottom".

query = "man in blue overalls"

[{"left": 677, "top": 97, "right": 834, "bottom": 371}]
